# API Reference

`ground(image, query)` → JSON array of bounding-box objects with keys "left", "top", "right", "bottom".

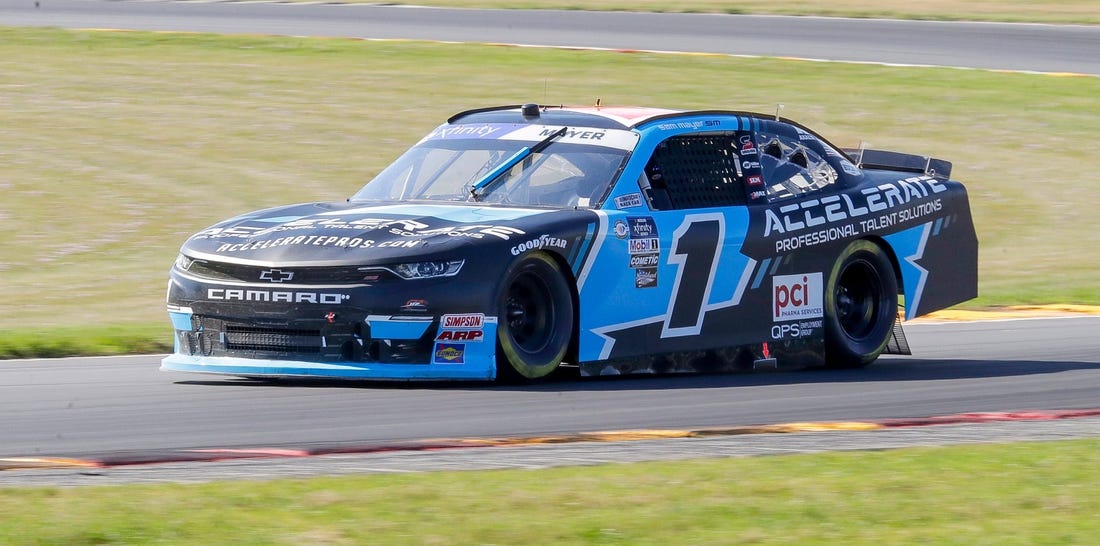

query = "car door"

[{"left": 577, "top": 129, "right": 761, "bottom": 370}]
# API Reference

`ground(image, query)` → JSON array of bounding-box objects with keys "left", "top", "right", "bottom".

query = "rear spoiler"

[{"left": 843, "top": 148, "right": 952, "bottom": 180}]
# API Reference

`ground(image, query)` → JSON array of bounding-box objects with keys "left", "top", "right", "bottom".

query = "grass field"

[
  {"left": 307, "top": 0, "right": 1100, "bottom": 24},
  {"left": 1, "top": 439, "right": 1098, "bottom": 544},
  {"left": 1, "top": 27, "right": 1098, "bottom": 356}
]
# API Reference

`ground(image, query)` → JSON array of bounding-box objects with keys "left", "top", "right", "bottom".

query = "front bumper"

[{"left": 161, "top": 307, "right": 499, "bottom": 381}]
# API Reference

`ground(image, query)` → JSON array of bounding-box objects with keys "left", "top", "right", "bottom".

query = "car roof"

[
  {"left": 447, "top": 104, "right": 819, "bottom": 131},
  {"left": 447, "top": 104, "right": 718, "bottom": 129},
  {"left": 446, "top": 104, "right": 851, "bottom": 159}
]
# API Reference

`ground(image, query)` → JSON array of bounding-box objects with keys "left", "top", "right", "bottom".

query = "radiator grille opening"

[{"left": 223, "top": 325, "right": 322, "bottom": 354}]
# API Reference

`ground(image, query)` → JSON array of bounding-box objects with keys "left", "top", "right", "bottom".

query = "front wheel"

[
  {"left": 823, "top": 240, "right": 898, "bottom": 369},
  {"left": 495, "top": 253, "right": 573, "bottom": 381}
]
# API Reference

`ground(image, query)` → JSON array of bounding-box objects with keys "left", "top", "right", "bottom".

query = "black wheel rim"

[
  {"left": 505, "top": 272, "right": 554, "bottom": 353},
  {"left": 835, "top": 258, "right": 882, "bottom": 340}
]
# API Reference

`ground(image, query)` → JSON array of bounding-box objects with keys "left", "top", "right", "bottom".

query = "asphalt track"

[
  {"left": 2, "top": 0, "right": 1099, "bottom": 75},
  {"left": 2, "top": 317, "right": 1099, "bottom": 477}
]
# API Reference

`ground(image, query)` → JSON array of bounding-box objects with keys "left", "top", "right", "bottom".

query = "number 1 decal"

[{"left": 662, "top": 213, "right": 725, "bottom": 338}]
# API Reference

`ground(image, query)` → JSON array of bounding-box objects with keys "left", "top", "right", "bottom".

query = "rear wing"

[{"left": 843, "top": 148, "right": 952, "bottom": 180}]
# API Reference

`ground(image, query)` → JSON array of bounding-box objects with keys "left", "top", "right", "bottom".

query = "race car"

[{"left": 162, "top": 103, "right": 977, "bottom": 381}]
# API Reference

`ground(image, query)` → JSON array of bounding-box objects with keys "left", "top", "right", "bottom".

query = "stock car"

[{"left": 162, "top": 103, "right": 977, "bottom": 381}]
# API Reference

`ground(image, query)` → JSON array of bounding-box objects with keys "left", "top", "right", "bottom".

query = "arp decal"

[
  {"left": 772, "top": 273, "right": 823, "bottom": 321},
  {"left": 436, "top": 330, "right": 484, "bottom": 342}
]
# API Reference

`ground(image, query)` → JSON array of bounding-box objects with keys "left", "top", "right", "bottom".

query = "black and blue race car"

[{"left": 162, "top": 104, "right": 977, "bottom": 381}]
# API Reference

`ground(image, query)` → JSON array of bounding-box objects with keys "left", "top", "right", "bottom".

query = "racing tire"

[
  {"left": 496, "top": 253, "right": 574, "bottom": 381},
  {"left": 823, "top": 240, "right": 898, "bottom": 369}
]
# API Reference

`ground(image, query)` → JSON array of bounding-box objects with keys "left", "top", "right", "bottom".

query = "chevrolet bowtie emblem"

[{"left": 259, "top": 269, "right": 295, "bottom": 283}]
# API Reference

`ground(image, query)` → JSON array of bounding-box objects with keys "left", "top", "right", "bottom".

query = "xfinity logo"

[{"left": 259, "top": 269, "right": 294, "bottom": 283}]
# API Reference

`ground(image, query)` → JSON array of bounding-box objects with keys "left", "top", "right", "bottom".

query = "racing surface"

[
  {"left": 2, "top": 0, "right": 1098, "bottom": 75},
  {"left": 2, "top": 317, "right": 1098, "bottom": 459}
]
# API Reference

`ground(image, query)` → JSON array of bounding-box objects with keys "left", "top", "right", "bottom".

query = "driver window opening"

[{"left": 641, "top": 133, "right": 747, "bottom": 210}]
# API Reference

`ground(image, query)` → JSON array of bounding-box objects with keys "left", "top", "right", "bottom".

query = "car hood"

[{"left": 180, "top": 201, "right": 563, "bottom": 266}]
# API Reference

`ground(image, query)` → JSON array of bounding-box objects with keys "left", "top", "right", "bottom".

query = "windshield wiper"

[{"left": 469, "top": 126, "right": 568, "bottom": 201}]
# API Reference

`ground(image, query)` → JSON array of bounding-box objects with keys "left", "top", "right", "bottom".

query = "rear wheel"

[
  {"left": 496, "top": 253, "right": 573, "bottom": 381},
  {"left": 823, "top": 240, "right": 898, "bottom": 369}
]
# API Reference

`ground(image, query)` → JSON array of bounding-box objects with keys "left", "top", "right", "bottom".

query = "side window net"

[{"left": 643, "top": 134, "right": 746, "bottom": 210}]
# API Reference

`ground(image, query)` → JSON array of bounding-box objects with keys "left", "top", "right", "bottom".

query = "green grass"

[
  {"left": 0, "top": 324, "right": 170, "bottom": 359},
  {"left": 302, "top": 0, "right": 1100, "bottom": 25},
  {"left": 1, "top": 439, "right": 1098, "bottom": 544},
  {"left": 1, "top": 27, "right": 1098, "bottom": 356}
]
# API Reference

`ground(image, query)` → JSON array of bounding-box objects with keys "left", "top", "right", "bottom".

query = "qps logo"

[{"left": 772, "top": 273, "right": 823, "bottom": 322}]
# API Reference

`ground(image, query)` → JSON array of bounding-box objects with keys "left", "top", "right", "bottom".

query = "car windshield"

[{"left": 351, "top": 124, "right": 635, "bottom": 208}]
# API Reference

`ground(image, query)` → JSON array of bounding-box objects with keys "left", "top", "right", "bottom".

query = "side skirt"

[{"left": 579, "top": 338, "right": 825, "bottom": 377}]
